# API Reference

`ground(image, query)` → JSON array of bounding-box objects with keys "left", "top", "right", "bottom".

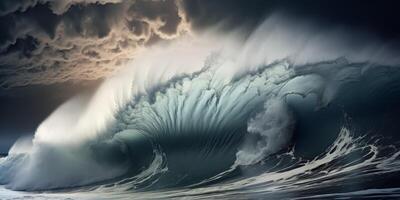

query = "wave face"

[{"left": 2, "top": 14, "right": 400, "bottom": 199}]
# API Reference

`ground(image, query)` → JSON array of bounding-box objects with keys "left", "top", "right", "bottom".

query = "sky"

[{"left": 0, "top": 0, "right": 400, "bottom": 153}]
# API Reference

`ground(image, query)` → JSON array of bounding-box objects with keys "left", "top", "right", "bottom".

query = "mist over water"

[{"left": 1, "top": 14, "right": 400, "bottom": 199}]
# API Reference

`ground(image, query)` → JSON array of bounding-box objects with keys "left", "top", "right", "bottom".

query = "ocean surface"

[
  {"left": 1, "top": 17, "right": 400, "bottom": 199},
  {"left": 1, "top": 59, "right": 400, "bottom": 199}
]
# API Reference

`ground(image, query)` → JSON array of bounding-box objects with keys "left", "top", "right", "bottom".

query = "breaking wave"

[{"left": 1, "top": 14, "right": 400, "bottom": 199}]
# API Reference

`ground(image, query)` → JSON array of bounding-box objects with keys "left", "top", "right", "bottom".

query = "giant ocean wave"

[{"left": 1, "top": 14, "right": 400, "bottom": 199}]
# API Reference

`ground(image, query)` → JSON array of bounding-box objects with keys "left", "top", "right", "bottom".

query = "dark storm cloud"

[
  {"left": 0, "top": 0, "right": 124, "bottom": 16},
  {"left": 1, "top": 0, "right": 400, "bottom": 88},
  {"left": 0, "top": 0, "right": 188, "bottom": 88}
]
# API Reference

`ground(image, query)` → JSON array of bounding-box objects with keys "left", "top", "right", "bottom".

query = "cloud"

[
  {"left": 0, "top": 0, "right": 123, "bottom": 16},
  {"left": 1, "top": 0, "right": 399, "bottom": 88},
  {"left": 0, "top": 0, "right": 189, "bottom": 88}
]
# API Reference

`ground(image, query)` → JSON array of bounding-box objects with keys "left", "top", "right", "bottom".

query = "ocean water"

[
  {"left": 2, "top": 59, "right": 400, "bottom": 199},
  {"left": 1, "top": 17, "right": 400, "bottom": 199}
]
